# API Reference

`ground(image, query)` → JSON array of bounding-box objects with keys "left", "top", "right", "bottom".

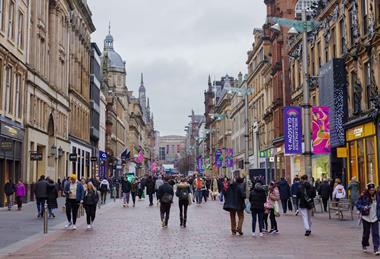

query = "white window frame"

[
  {"left": 17, "top": 10, "right": 24, "bottom": 49},
  {"left": 7, "top": 1, "right": 15, "bottom": 40}
]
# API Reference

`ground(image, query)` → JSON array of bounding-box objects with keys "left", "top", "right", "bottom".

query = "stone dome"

[{"left": 103, "top": 32, "right": 125, "bottom": 73}]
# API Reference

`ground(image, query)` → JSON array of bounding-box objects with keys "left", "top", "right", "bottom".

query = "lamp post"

[{"left": 269, "top": 7, "right": 319, "bottom": 180}]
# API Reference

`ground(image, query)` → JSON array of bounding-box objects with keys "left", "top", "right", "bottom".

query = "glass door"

[
  {"left": 366, "top": 136, "right": 376, "bottom": 185},
  {"left": 357, "top": 139, "right": 366, "bottom": 191}
]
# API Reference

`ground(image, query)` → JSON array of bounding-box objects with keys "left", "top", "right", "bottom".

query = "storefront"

[
  {"left": 312, "top": 155, "right": 330, "bottom": 180},
  {"left": 69, "top": 140, "right": 92, "bottom": 180},
  {"left": 0, "top": 121, "right": 24, "bottom": 207},
  {"left": 346, "top": 122, "right": 378, "bottom": 191}
]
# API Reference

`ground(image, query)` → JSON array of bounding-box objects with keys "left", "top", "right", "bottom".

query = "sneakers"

[
  {"left": 375, "top": 250, "right": 380, "bottom": 256},
  {"left": 295, "top": 210, "right": 299, "bottom": 216},
  {"left": 65, "top": 222, "right": 72, "bottom": 229},
  {"left": 161, "top": 221, "right": 165, "bottom": 228},
  {"left": 87, "top": 225, "right": 92, "bottom": 230},
  {"left": 363, "top": 247, "right": 368, "bottom": 253},
  {"left": 269, "top": 229, "right": 276, "bottom": 234},
  {"left": 252, "top": 233, "right": 256, "bottom": 237},
  {"left": 259, "top": 232, "right": 264, "bottom": 237},
  {"left": 72, "top": 225, "right": 77, "bottom": 230},
  {"left": 305, "top": 230, "right": 311, "bottom": 236}
]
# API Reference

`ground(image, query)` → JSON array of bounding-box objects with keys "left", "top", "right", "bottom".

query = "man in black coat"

[
  {"left": 4, "top": 179, "right": 15, "bottom": 211},
  {"left": 121, "top": 177, "right": 132, "bottom": 207},
  {"left": 156, "top": 177, "right": 174, "bottom": 228},
  {"left": 278, "top": 177, "right": 291, "bottom": 214},
  {"left": 318, "top": 180, "right": 331, "bottom": 212},
  {"left": 34, "top": 175, "right": 48, "bottom": 218},
  {"left": 223, "top": 177, "right": 245, "bottom": 235},
  {"left": 146, "top": 176, "right": 156, "bottom": 206}
]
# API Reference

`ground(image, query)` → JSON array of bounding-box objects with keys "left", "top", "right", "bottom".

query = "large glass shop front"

[{"left": 346, "top": 122, "right": 378, "bottom": 191}]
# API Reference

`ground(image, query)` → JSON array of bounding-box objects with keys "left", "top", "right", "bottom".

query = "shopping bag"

[
  {"left": 274, "top": 201, "right": 281, "bottom": 217},
  {"left": 244, "top": 199, "right": 251, "bottom": 214},
  {"left": 188, "top": 193, "right": 193, "bottom": 205}
]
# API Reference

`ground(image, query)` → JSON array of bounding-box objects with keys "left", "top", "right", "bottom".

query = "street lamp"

[{"left": 269, "top": 5, "right": 320, "bottom": 180}]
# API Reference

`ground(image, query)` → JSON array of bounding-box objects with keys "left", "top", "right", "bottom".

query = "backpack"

[
  {"left": 179, "top": 187, "right": 189, "bottom": 201},
  {"left": 304, "top": 186, "right": 314, "bottom": 209},
  {"left": 161, "top": 193, "right": 173, "bottom": 203},
  {"left": 100, "top": 183, "right": 108, "bottom": 192}
]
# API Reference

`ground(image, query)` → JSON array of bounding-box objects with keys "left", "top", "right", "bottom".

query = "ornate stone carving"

[
  {"left": 353, "top": 78, "right": 362, "bottom": 115},
  {"left": 350, "top": 0, "right": 360, "bottom": 45}
]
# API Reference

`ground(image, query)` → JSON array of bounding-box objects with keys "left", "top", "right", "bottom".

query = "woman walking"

[
  {"left": 356, "top": 183, "right": 380, "bottom": 255},
  {"left": 265, "top": 181, "right": 280, "bottom": 234},
  {"left": 84, "top": 182, "right": 99, "bottom": 230},
  {"left": 131, "top": 178, "right": 138, "bottom": 207},
  {"left": 47, "top": 178, "right": 58, "bottom": 218},
  {"left": 223, "top": 177, "right": 245, "bottom": 235},
  {"left": 176, "top": 178, "right": 191, "bottom": 228},
  {"left": 249, "top": 182, "right": 266, "bottom": 237},
  {"left": 15, "top": 179, "right": 26, "bottom": 210}
]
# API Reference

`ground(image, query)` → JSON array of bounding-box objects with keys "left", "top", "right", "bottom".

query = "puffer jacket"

[{"left": 266, "top": 187, "right": 280, "bottom": 208}]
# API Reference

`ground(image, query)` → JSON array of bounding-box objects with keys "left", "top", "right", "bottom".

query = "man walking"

[
  {"left": 156, "top": 177, "right": 174, "bottom": 228},
  {"left": 155, "top": 175, "right": 164, "bottom": 205},
  {"left": 278, "top": 177, "right": 291, "bottom": 214},
  {"left": 34, "top": 175, "right": 48, "bottom": 217},
  {"left": 297, "top": 175, "right": 316, "bottom": 236},
  {"left": 291, "top": 177, "right": 300, "bottom": 215},
  {"left": 99, "top": 178, "right": 110, "bottom": 204},
  {"left": 64, "top": 174, "right": 84, "bottom": 230},
  {"left": 121, "top": 176, "right": 131, "bottom": 207},
  {"left": 146, "top": 176, "right": 156, "bottom": 206},
  {"left": 4, "top": 179, "right": 15, "bottom": 211}
]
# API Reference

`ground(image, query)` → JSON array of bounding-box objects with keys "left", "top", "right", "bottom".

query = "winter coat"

[
  {"left": 146, "top": 178, "right": 156, "bottom": 195},
  {"left": 157, "top": 182, "right": 174, "bottom": 204},
  {"left": 266, "top": 187, "right": 280, "bottom": 208},
  {"left": 34, "top": 179, "right": 49, "bottom": 199},
  {"left": 15, "top": 183, "right": 26, "bottom": 197},
  {"left": 211, "top": 179, "right": 218, "bottom": 193},
  {"left": 332, "top": 184, "right": 346, "bottom": 199},
  {"left": 290, "top": 181, "right": 300, "bottom": 196},
  {"left": 356, "top": 192, "right": 380, "bottom": 220},
  {"left": 296, "top": 182, "right": 316, "bottom": 209},
  {"left": 348, "top": 181, "right": 360, "bottom": 202},
  {"left": 64, "top": 181, "right": 84, "bottom": 202},
  {"left": 4, "top": 182, "right": 15, "bottom": 196},
  {"left": 278, "top": 179, "right": 291, "bottom": 200},
  {"left": 249, "top": 186, "right": 266, "bottom": 210},
  {"left": 47, "top": 183, "right": 58, "bottom": 209},
  {"left": 83, "top": 189, "right": 99, "bottom": 206},
  {"left": 223, "top": 182, "right": 245, "bottom": 212},
  {"left": 121, "top": 178, "right": 132, "bottom": 193},
  {"left": 176, "top": 183, "right": 191, "bottom": 202},
  {"left": 99, "top": 179, "right": 110, "bottom": 192},
  {"left": 318, "top": 182, "right": 331, "bottom": 199}
]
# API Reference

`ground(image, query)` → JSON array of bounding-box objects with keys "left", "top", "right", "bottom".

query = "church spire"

[
  {"left": 147, "top": 98, "right": 150, "bottom": 108},
  {"left": 141, "top": 73, "right": 144, "bottom": 86}
]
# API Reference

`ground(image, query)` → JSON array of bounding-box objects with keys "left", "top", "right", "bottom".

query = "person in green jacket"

[{"left": 348, "top": 176, "right": 360, "bottom": 210}]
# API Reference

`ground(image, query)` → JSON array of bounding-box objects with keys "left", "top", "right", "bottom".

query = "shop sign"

[
  {"left": 99, "top": 151, "right": 107, "bottom": 161},
  {"left": 337, "top": 147, "right": 348, "bottom": 158},
  {"left": 30, "top": 152, "right": 43, "bottom": 161},
  {"left": 0, "top": 140, "right": 12, "bottom": 151},
  {"left": 312, "top": 106, "right": 331, "bottom": 154},
  {"left": 284, "top": 106, "right": 302, "bottom": 154},
  {"left": 69, "top": 153, "right": 78, "bottom": 161},
  {"left": 346, "top": 122, "right": 376, "bottom": 141},
  {"left": 91, "top": 156, "right": 98, "bottom": 162},
  {"left": 1, "top": 124, "right": 22, "bottom": 139}
]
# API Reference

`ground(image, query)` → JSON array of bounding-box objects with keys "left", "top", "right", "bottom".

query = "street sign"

[
  {"left": 91, "top": 156, "right": 98, "bottom": 162},
  {"left": 99, "top": 151, "right": 107, "bottom": 161},
  {"left": 0, "top": 141, "right": 12, "bottom": 151},
  {"left": 69, "top": 153, "right": 78, "bottom": 162},
  {"left": 30, "top": 152, "right": 43, "bottom": 161}
]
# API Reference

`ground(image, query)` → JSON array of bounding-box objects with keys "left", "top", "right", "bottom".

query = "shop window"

[
  {"left": 349, "top": 141, "right": 358, "bottom": 181},
  {"left": 17, "top": 11, "right": 24, "bottom": 49},
  {"left": 7, "top": 1, "right": 15, "bottom": 40},
  {"left": 339, "top": 19, "right": 346, "bottom": 55},
  {"left": 5, "top": 66, "right": 13, "bottom": 115},
  {"left": 358, "top": 139, "right": 366, "bottom": 190},
  {"left": 366, "top": 136, "right": 376, "bottom": 184}
]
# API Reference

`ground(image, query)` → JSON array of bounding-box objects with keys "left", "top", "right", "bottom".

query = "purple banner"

[
  {"left": 284, "top": 106, "right": 303, "bottom": 154},
  {"left": 197, "top": 156, "right": 204, "bottom": 172},
  {"left": 226, "top": 148, "right": 234, "bottom": 168},
  {"left": 312, "top": 106, "right": 331, "bottom": 154},
  {"left": 215, "top": 149, "right": 223, "bottom": 168}
]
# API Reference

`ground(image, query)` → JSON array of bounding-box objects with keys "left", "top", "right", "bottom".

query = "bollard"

[{"left": 43, "top": 202, "right": 48, "bottom": 234}]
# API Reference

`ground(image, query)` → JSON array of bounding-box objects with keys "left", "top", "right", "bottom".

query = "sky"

[{"left": 88, "top": 0, "right": 266, "bottom": 136}]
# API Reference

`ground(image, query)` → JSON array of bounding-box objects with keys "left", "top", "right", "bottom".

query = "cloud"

[{"left": 88, "top": 0, "right": 266, "bottom": 135}]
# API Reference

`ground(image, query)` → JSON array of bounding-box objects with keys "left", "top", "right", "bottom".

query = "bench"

[{"left": 328, "top": 198, "right": 353, "bottom": 220}]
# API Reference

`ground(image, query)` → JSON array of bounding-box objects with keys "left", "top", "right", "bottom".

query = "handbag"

[
  {"left": 244, "top": 199, "right": 251, "bottom": 214},
  {"left": 188, "top": 193, "right": 193, "bottom": 205},
  {"left": 274, "top": 201, "right": 280, "bottom": 217}
]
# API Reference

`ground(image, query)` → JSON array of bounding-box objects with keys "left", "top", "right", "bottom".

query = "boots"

[
  {"left": 180, "top": 218, "right": 183, "bottom": 227},
  {"left": 183, "top": 219, "right": 186, "bottom": 228}
]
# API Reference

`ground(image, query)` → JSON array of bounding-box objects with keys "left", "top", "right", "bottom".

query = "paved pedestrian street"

[{"left": 0, "top": 197, "right": 370, "bottom": 259}]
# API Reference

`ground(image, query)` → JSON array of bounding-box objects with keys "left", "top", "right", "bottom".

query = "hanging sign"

[
  {"left": 284, "top": 106, "right": 303, "bottom": 154},
  {"left": 312, "top": 106, "right": 331, "bottom": 154}
]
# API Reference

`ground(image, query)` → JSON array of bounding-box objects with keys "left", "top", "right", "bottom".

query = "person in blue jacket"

[
  {"left": 356, "top": 183, "right": 380, "bottom": 255},
  {"left": 64, "top": 174, "right": 84, "bottom": 230}
]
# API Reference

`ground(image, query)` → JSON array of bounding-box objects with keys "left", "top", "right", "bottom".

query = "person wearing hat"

[
  {"left": 64, "top": 174, "right": 84, "bottom": 230},
  {"left": 356, "top": 183, "right": 380, "bottom": 255}
]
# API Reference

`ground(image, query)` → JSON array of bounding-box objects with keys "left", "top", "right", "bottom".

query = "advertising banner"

[
  {"left": 215, "top": 149, "right": 223, "bottom": 168},
  {"left": 197, "top": 156, "right": 204, "bottom": 172},
  {"left": 312, "top": 106, "right": 331, "bottom": 154},
  {"left": 226, "top": 148, "right": 234, "bottom": 168},
  {"left": 284, "top": 106, "right": 303, "bottom": 154}
]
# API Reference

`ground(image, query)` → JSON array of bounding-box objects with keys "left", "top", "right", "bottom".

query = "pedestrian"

[
  {"left": 348, "top": 176, "right": 360, "bottom": 210},
  {"left": 249, "top": 182, "right": 266, "bottom": 237},
  {"left": 64, "top": 174, "right": 84, "bottom": 230},
  {"left": 176, "top": 178, "right": 191, "bottom": 228},
  {"left": 155, "top": 175, "right": 164, "bottom": 206},
  {"left": 4, "top": 179, "right": 15, "bottom": 211},
  {"left": 210, "top": 177, "right": 219, "bottom": 201},
  {"left": 157, "top": 177, "right": 174, "bottom": 228},
  {"left": 332, "top": 178, "right": 346, "bottom": 201},
  {"left": 99, "top": 178, "right": 110, "bottom": 204},
  {"left": 291, "top": 177, "right": 300, "bottom": 215},
  {"left": 121, "top": 176, "right": 132, "bottom": 207},
  {"left": 265, "top": 181, "right": 280, "bottom": 234},
  {"left": 356, "top": 183, "right": 380, "bottom": 255},
  {"left": 146, "top": 176, "right": 156, "bottom": 206},
  {"left": 193, "top": 174, "right": 204, "bottom": 204},
  {"left": 34, "top": 175, "right": 48, "bottom": 217},
  {"left": 81, "top": 178, "right": 88, "bottom": 192},
  {"left": 47, "top": 178, "right": 58, "bottom": 218},
  {"left": 278, "top": 177, "right": 291, "bottom": 214},
  {"left": 15, "top": 179, "right": 26, "bottom": 210},
  {"left": 57, "top": 178, "right": 63, "bottom": 197},
  {"left": 318, "top": 179, "right": 331, "bottom": 212},
  {"left": 131, "top": 177, "right": 138, "bottom": 207},
  {"left": 203, "top": 177, "right": 210, "bottom": 202},
  {"left": 223, "top": 176, "right": 245, "bottom": 236},
  {"left": 83, "top": 182, "right": 99, "bottom": 230},
  {"left": 296, "top": 174, "right": 316, "bottom": 236}
]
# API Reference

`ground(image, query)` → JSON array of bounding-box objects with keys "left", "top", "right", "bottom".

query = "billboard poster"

[
  {"left": 312, "top": 106, "right": 331, "bottom": 154},
  {"left": 215, "top": 149, "right": 223, "bottom": 168},
  {"left": 226, "top": 148, "right": 234, "bottom": 168},
  {"left": 197, "top": 156, "right": 204, "bottom": 172},
  {"left": 204, "top": 156, "right": 211, "bottom": 170},
  {"left": 284, "top": 106, "right": 303, "bottom": 154}
]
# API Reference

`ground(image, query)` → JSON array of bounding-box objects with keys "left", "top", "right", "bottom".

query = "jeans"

[
  {"left": 220, "top": 192, "right": 224, "bottom": 202},
  {"left": 263, "top": 212, "right": 268, "bottom": 230},
  {"left": 292, "top": 196, "right": 299, "bottom": 211},
  {"left": 6, "top": 195, "right": 13, "bottom": 210},
  {"left": 131, "top": 192, "right": 137, "bottom": 205},
  {"left": 281, "top": 199, "right": 288, "bottom": 213},
  {"left": 149, "top": 193, "right": 154, "bottom": 205},
  {"left": 85, "top": 205, "right": 97, "bottom": 225},
  {"left": 100, "top": 191, "right": 107, "bottom": 204},
  {"left": 123, "top": 192, "right": 130, "bottom": 205},
  {"left": 300, "top": 208, "right": 312, "bottom": 231},
  {"left": 269, "top": 209, "right": 278, "bottom": 231},
  {"left": 160, "top": 202, "right": 171, "bottom": 225},
  {"left": 179, "top": 200, "right": 189, "bottom": 224},
  {"left": 362, "top": 220, "right": 380, "bottom": 251},
  {"left": 195, "top": 190, "right": 202, "bottom": 204},
  {"left": 66, "top": 199, "right": 79, "bottom": 225},
  {"left": 48, "top": 208, "right": 55, "bottom": 217},
  {"left": 251, "top": 208, "right": 264, "bottom": 233},
  {"left": 230, "top": 210, "right": 244, "bottom": 233},
  {"left": 202, "top": 189, "right": 208, "bottom": 202},
  {"left": 16, "top": 196, "right": 23, "bottom": 209},
  {"left": 36, "top": 198, "right": 46, "bottom": 216}
]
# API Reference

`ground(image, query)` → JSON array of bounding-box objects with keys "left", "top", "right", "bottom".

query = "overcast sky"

[{"left": 89, "top": 0, "right": 266, "bottom": 136}]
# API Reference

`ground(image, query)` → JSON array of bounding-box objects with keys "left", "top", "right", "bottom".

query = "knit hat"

[{"left": 70, "top": 174, "right": 77, "bottom": 181}]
